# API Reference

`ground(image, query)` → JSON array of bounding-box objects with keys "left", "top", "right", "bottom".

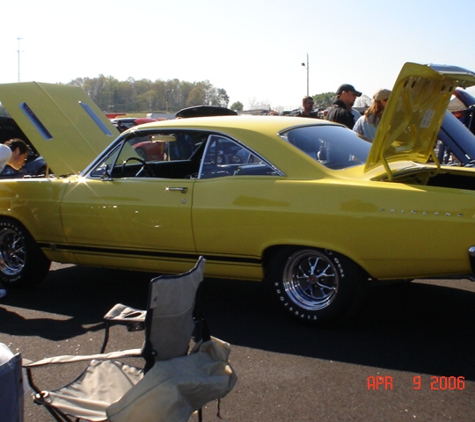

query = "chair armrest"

[
  {"left": 104, "top": 303, "right": 146, "bottom": 322},
  {"left": 104, "top": 303, "right": 146, "bottom": 331},
  {"left": 101, "top": 304, "right": 147, "bottom": 354}
]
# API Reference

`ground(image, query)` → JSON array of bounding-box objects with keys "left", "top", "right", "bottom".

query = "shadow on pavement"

[
  {"left": 1, "top": 265, "right": 151, "bottom": 340},
  {"left": 201, "top": 277, "right": 475, "bottom": 380},
  {"left": 3, "top": 264, "right": 475, "bottom": 379}
]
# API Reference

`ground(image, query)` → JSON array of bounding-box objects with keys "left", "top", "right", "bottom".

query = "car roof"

[{"left": 137, "top": 114, "right": 330, "bottom": 132}]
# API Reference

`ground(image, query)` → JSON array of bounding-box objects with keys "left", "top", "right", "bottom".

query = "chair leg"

[
  {"left": 38, "top": 401, "right": 74, "bottom": 422},
  {"left": 100, "top": 321, "right": 111, "bottom": 353},
  {"left": 27, "top": 368, "right": 74, "bottom": 421}
]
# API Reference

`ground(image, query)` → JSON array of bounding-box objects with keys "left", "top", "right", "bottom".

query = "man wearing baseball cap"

[{"left": 326, "top": 83, "right": 362, "bottom": 128}]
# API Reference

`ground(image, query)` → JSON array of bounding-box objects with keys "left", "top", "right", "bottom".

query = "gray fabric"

[
  {"left": 43, "top": 360, "right": 143, "bottom": 422},
  {"left": 25, "top": 338, "right": 236, "bottom": 422},
  {"left": 107, "top": 338, "right": 237, "bottom": 422},
  {"left": 23, "top": 349, "right": 143, "bottom": 367},
  {"left": 147, "top": 259, "right": 205, "bottom": 361}
]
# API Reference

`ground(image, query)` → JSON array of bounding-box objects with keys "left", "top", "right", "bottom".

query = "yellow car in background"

[{"left": 1, "top": 62, "right": 475, "bottom": 324}]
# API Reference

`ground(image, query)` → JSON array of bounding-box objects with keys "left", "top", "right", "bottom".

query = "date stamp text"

[{"left": 366, "top": 375, "right": 466, "bottom": 390}]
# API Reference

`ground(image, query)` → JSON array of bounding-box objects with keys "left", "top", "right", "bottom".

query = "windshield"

[{"left": 279, "top": 124, "right": 371, "bottom": 170}]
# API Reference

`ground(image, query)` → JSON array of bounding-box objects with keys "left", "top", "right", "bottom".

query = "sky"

[{"left": 2, "top": 0, "right": 475, "bottom": 111}]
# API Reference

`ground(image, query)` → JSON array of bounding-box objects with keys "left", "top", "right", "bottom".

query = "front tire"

[
  {"left": 0, "top": 219, "right": 51, "bottom": 288},
  {"left": 267, "top": 247, "right": 364, "bottom": 324}
]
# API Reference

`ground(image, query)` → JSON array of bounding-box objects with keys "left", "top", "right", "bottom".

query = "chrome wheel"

[
  {"left": 283, "top": 249, "right": 339, "bottom": 311},
  {"left": 268, "top": 247, "right": 363, "bottom": 324},
  {"left": 0, "top": 219, "right": 51, "bottom": 288},
  {"left": 0, "top": 228, "right": 26, "bottom": 276}
]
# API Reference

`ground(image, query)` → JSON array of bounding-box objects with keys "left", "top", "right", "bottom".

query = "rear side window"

[
  {"left": 280, "top": 125, "right": 371, "bottom": 170},
  {"left": 199, "top": 135, "right": 280, "bottom": 178}
]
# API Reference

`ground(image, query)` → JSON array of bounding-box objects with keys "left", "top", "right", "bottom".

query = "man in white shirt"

[{"left": 0, "top": 144, "right": 12, "bottom": 172}]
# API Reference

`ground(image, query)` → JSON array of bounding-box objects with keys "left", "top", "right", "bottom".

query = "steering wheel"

[{"left": 121, "top": 157, "right": 156, "bottom": 177}]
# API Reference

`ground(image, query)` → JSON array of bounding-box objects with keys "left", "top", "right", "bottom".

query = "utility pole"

[
  {"left": 17, "top": 37, "right": 22, "bottom": 82},
  {"left": 301, "top": 53, "right": 309, "bottom": 97}
]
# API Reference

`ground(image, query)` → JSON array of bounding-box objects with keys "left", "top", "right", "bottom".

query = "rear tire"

[
  {"left": 267, "top": 247, "right": 364, "bottom": 324},
  {"left": 0, "top": 219, "right": 51, "bottom": 288}
]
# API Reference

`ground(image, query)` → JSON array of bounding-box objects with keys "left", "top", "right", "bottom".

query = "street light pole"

[
  {"left": 17, "top": 37, "right": 22, "bottom": 82},
  {"left": 301, "top": 53, "right": 309, "bottom": 96}
]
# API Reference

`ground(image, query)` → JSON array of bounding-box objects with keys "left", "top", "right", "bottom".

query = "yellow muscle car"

[{"left": 1, "top": 62, "right": 475, "bottom": 324}]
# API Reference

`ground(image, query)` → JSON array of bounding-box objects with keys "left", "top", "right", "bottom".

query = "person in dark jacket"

[
  {"left": 326, "top": 84, "right": 362, "bottom": 128},
  {"left": 295, "top": 96, "right": 320, "bottom": 118}
]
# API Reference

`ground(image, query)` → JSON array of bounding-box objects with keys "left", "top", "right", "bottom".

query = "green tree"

[
  {"left": 230, "top": 101, "right": 243, "bottom": 112},
  {"left": 312, "top": 92, "right": 335, "bottom": 110},
  {"left": 217, "top": 88, "right": 230, "bottom": 107},
  {"left": 67, "top": 75, "right": 229, "bottom": 114},
  {"left": 186, "top": 87, "right": 205, "bottom": 107},
  {"left": 83, "top": 75, "right": 109, "bottom": 110},
  {"left": 68, "top": 77, "right": 87, "bottom": 88}
]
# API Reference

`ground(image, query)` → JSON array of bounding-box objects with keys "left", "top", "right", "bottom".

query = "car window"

[
  {"left": 89, "top": 143, "right": 122, "bottom": 179},
  {"left": 118, "top": 134, "right": 167, "bottom": 166},
  {"left": 89, "top": 130, "right": 207, "bottom": 180},
  {"left": 89, "top": 135, "right": 154, "bottom": 179},
  {"left": 88, "top": 130, "right": 280, "bottom": 180},
  {"left": 280, "top": 124, "right": 371, "bottom": 170},
  {"left": 199, "top": 135, "right": 280, "bottom": 178}
]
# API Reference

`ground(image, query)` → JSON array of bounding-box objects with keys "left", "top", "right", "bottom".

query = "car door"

[
  {"left": 59, "top": 134, "right": 196, "bottom": 266},
  {"left": 191, "top": 134, "right": 283, "bottom": 277}
]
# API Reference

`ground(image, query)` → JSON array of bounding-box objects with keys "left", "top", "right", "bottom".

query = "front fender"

[{"left": 0, "top": 178, "right": 68, "bottom": 244}]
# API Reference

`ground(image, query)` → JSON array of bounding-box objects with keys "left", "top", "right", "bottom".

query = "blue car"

[{"left": 434, "top": 88, "right": 475, "bottom": 166}]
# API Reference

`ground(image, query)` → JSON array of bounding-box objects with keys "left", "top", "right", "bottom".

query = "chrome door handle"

[{"left": 165, "top": 187, "right": 188, "bottom": 193}]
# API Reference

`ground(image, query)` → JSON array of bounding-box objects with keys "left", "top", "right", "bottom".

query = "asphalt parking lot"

[{"left": 1, "top": 262, "right": 475, "bottom": 421}]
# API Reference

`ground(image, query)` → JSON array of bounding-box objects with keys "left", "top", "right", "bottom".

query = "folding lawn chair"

[
  {"left": 24, "top": 257, "right": 237, "bottom": 422},
  {"left": 0, "top": 343, "right": 24, "bottom": 422}
]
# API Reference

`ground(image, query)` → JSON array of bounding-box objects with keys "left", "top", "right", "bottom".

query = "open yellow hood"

[
  {"left": 365, "top": 63, "right": 475, "bottom": 176},
  {"left": 0, "top": 82, "right": 118, "bottom": 175}
]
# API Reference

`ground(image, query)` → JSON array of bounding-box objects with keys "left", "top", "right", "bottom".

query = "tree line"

[
  {"left": 67, "top": 75, "right": 232, "bottom": 114},
  {"left": 311, "top": 92, "right": 372, "bottom": 111},
  {"left": 65, "top": 76, "right": 369, "bottom": 115}
]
